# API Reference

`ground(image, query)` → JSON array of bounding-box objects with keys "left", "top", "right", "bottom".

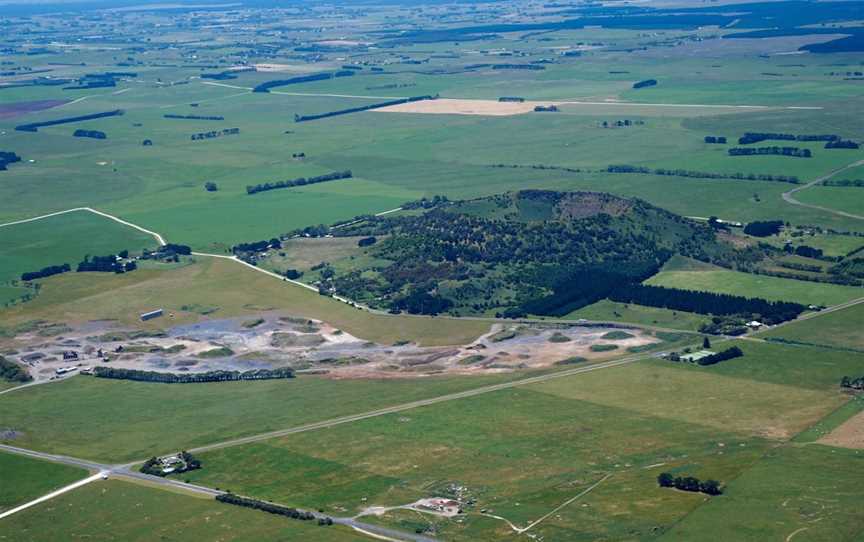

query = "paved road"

[{"left": 782, "top": 158, "right": 864, "bottom": 220}]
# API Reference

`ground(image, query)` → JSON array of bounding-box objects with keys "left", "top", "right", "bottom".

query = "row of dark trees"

[
  {"left": 15, "top": 109, "right": 124, "bottom": 132},
  {"left": 522, "top": 264, "right": 664, "bottom": 317},
  {"left": 294, "top": 95, "right": 435, "bottom": 123},
  {"left": 0, "top": 356, "right": 31, "bottom": 383},
  {"left": 825, "top": 139, "right": 860, "bottom": 149},
  {"left": 232, "top": 238, "right": 281, "bottom": 254},
  {"left": 744, "top": 220, "right": 784, "bottom": 237},
  {"left": 632, "top": 79, "right": 657, "bottom": 89},
  {"left": 695, "top": 346, "right": 743, "bottom": 366},
  {"left": 606, "top": 164, "right": 799, "bottom": 184},
  {"left": 21, "top": 263, "right": 70, "bottom": 282},
  {"left": 738, "top": 132, "right": 839, "bottom": 145},
  {"left": 728, "top": 147, "right": 812, "bottom": 158},
  {"left": 607, "top": 284, "right": 804, "bottom": 324},
  {"left": 92, "top": 366, "right": 295, "bottom": 383},
  {"left": 253, "top": 70, "right": 354, "bottom": 93},
  {"left": 0, "top": 151, "right": 22, "bottom": 170},
  {"left": 840, "top": 376, "right": 864, "bottom": 390},
  {"left": 787, "top": 244, "right": 824, "bottom": 259},
  {"left": 190, "top": 127, "right": 239, "bottom": 141},
  {"left": 823, "top": 179, "right": 864, "bottom": 187},
  {"left": 391, "top": 290, "right": 454, "bottom": 315},
  {"left": 658, "top": 472, "right": 722, "bottom": 495},
  {"left": 164, "top": 114, "right": 224, "bottom": 121},
  {"left": 246, "top": 170, "right": 353, "bottom": 195},
  {"left": 491, "top": 64, "right": 545, "bottom": 70},
  {"left": 140, "top": 451, "right": 201, "bottom": 477},
  {"left": 704, "top": 136, "right": 727, "bottom": 144},
  {"left": 77, "top": 254, "right": 136, "bottom": 273},
  {"left": 402, "top": 195, "right": 450, "bottom": 210},
  {"left": 216, "top": 493, "right": 324, "bottom": 523},
  {"left": 73, "top": 129, "right": 106, "bottom": 139}
]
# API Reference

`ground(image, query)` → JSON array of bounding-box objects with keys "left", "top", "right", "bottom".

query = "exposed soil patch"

[
  {"left": 375, "top": 98, "right": 558, "bottom": 116},
  {"left": 0, "top": 100, "right": 67, "bottom": 119},
  {"left": 5, "top": 317, "right": 660, "bottom": 381},
  {"left": 818, "top": 409, "right": 864, "bottom": 449}
]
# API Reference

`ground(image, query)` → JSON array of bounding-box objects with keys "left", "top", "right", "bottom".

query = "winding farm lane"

[{"left": 781, "top": 158, "right": 864, "bottom": 220}]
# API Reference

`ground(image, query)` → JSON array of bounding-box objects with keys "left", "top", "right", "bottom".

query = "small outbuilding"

[{"left": 140, "top": 309, "right": 164, "bottom": 321}]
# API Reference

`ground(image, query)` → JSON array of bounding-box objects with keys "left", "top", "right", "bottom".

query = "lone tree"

[
  {"left": 204, "top": 181, "right": 218, "bottom": 192},
  {"left": 702, "top": 336, "right": 711, "bottom": 349}
]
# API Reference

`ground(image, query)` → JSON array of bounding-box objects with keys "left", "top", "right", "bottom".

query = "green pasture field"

[
  {"left": 832, "top": 164, "right": 864, "bottom": 182},
  {"left": 563, "top": 299, "right": 709, "bottom": 331},
  {"left": 2, "top": 69, "right": 863, "bottom": 255},
  {"left": 660, "top": 445, "right": 864, "bottom": 542},
  {"left": 0, "top": 210, "right": 158, "bottom": 283},
  {"left": 0, "top": 451, "right": 87, "bottom": 512},
  {"left": 761, "top": 302, "right": 864, "bottom": 351},
  {"left": 762, "top": 231, "right": 864, "bottom": 257},
  {"left": 795, "top": 185, "right": 864, "bottom": 217},
  {"left": 653, "top": 340, "right": 864, "bottom": 392},
  {"left": 183, "top": 385, "right": 772, "bottom": 541},
  {"left": 0, "top": 257, "right": 490, "bottom": 346},
  {"left": 0, "top": 479, "right": 367, "bottom": 542},
  {"left": 528, "top": 358, "right": 843, "bottom": 439},
  {"left": 0, "top": 370, "right": 528, "bottom": 462},
  {"left": 645, "top": 267, "right": 864, "bottom": 306}
]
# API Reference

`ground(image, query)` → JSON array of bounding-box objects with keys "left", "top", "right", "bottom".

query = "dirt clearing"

[
  {"left": 375, "top": 98, "right": 556, "bottom": 116},
  {"left": 0, "top": 100, "right": 67, "bottom": 119},
  {"left": 818, "top": 408, "right": 864, "bottom": 449}
]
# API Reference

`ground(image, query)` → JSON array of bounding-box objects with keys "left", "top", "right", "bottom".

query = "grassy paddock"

[
  {"left": 0, "top": 210, "right": 158, "bottom": 283},
  {"left": 761, "top": 302, "right": 864, "bottom": 351},
  {"left": 0, "top": 451, "right": 88, "bottom": 513},
  {"left": 564, "top": 299, "right": 709, "bottom": 331},
  {"left": 660, "top": 445, "right": 864, "bottom": 542},
  {"left": 0, "top": 479, "right": 366, "bottom": 541},
  {"left": 0, "top": 371, "right": 527, "bottom": 462},
  {"left": 184, "top": 385, "right": 770, "bottom": 541},
  {"left": 645, "top": 268, "right": 863, "bottom": 306}
]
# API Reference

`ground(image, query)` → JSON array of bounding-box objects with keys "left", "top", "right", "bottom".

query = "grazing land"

[
  {"left": 0, "top": 451, "right": 87, "bottom": 513},
  {"left": 0, "top": 479, "right": 367, "bottom": 542},
  {"left": 645, "top": 267, "right": 863, "bottom": 306},
  {"left": 0, "top": 0, "right": 863, "bottom": 540},
  {"left": 762, "top": 302, "right": 864, "bottom": 350},
  {"left": 0, "top": 372, "right": 532, "bottom": 462},
  {"left": 0, "top": 210, "right": 158, "bottom": 283}
]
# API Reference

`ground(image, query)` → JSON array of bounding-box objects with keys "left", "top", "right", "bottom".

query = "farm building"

[{"left": 140, "top": 309, "right": 164, "bottom": 321}]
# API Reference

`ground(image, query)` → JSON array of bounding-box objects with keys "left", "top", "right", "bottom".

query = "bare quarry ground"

[{"left": 3, "top": 316, "right": 660, "bottom": 381}]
